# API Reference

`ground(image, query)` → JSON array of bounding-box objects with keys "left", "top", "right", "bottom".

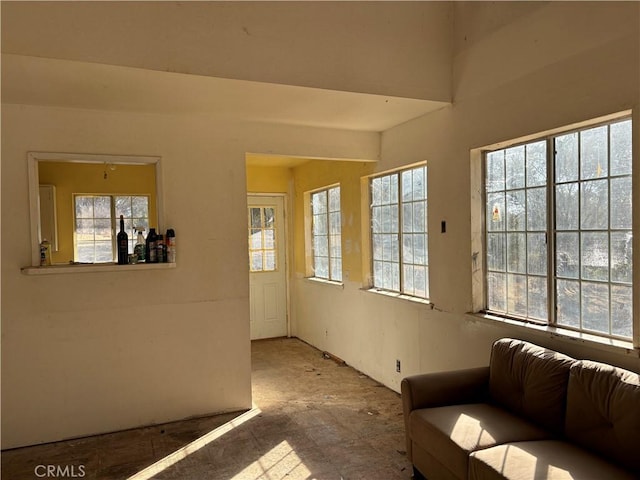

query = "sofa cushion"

[
  {"left": 565, "top": 360, "right": 640, "bottom": 475},
  {"left": 489, "top": 338, "right": 575, "bottom": 434},
  {"left": 410, "top": 403, "right": 551, "bottom": 479},
  {"left": 469, "top": 440, "right": 636, "bottom": 480}
]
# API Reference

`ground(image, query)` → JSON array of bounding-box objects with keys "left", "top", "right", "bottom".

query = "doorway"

[{"left": 247, "top": 194, "right": 288, "bottom": 339}]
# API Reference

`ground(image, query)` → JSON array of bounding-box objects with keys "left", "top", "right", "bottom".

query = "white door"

[{"left": 248, "top": 195, "right": 288, "bottom": 340}]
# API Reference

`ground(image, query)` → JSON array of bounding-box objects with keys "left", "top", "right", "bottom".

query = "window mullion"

[
  {"left": 398, "top": 175, "right": 404, "bottom": 294},
  {"left": 548, "top": 137, "right": 557, "bottom": 326}
]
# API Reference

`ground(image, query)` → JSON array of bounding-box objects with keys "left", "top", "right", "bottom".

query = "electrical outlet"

[{"left": 396, "top": 359, "right": 401, "bottom": 373}]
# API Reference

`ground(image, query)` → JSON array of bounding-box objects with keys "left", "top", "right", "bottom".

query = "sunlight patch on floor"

[{"left": 127, "top": 406, "right": 263, "bottom": 480}]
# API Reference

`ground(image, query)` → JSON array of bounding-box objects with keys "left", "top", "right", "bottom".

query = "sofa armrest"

[
  {"left": 401, "top": 366, "right": 491, "bottom": 412},
  {"left": 401, "top": 366, "right": 490, "bottom": 462}
]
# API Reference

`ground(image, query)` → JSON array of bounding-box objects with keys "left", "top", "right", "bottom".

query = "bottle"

[
  {"left": 166, "top": 228, "right": 176, "bottom": 263},
  {"left": 117, "top": 215, "right": 128, "bottom": 265},
  {"left": 40, "top": 239, "right": 52, "bottom": 266},
  {"left": 156, "top": 234, "right": 166, "bottom": 263},
  {"left": 133, "top": 228, "right": 146, "bottom": 263},
  {"left": 146, "top": 228, "right": 158, "bottom": 263}
]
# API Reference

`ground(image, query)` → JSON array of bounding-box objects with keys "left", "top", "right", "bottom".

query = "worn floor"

[{"left": 2, "top": 338, "right": 412, "bottom": 479}]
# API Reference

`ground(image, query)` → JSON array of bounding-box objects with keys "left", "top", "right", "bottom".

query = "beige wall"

[
  {"left": 292, "top": 1, "right": 640, "bottom": 391},
  {"left": 0, "top": 105, "right": 378, "bottom": 449},
  {"left": 1, "top": 1, "right": 453, "bottom": 102}
]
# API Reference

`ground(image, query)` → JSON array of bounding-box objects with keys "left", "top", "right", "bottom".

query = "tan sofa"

[{"left": 401, "top": 338, "right": 640, "bottom": 480}]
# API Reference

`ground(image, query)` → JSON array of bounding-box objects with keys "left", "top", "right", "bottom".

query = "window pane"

[
  {"left": 487, "top": 272, "right": 507, "bottom": 312},
  {"left": 403, "top": 203, "right": 413, "bottom": 233},
  {"left": 250, "top": 228, "right": 262, "bottom": 249},
  {"left": 132, "top": 196, "right": 148, "bottom": 218},
  {"left": 251, "top": 251, "right": 263, "bottom": 271},
  {"left": 527, "top": 233, "right": 546, "bottom": 276},
  {"left": 94, "top": 242, "right": 113, "bottom": 263},
  {"left": 581, "top": 282, "right": 609, "bottom": 334},
  {"left": 264, "top": 251, "right": 276, "bottom": 271},
  {"left": 611, "top": 231, "right": 632, "bottom": 284},
  {"left": 264, "top": 208, "right": 275, "bottom": 228},
  {"left": 487, "top": 192, "right": 505, "bottom": 232},
  {"left": 414, "top": 234, "right": 427, "bottom": 266},
  {"left": 526, "top": 187, "right": 546, "bottom": 231},
  {"left": 328, "top": 187, "right": 340, "bottom": 211},
  {"left": 413, "top": 201, "right": 425, "bottom": 232},
  {"left": 412, "top": 167, "right": 426, "bottom": 200},
  {"left": 507, "top": 233, "right": 526, "bottom": 273},
  {"left": 264, "top": 229, "right": 275, "bottom": 249},
  {"left": 312, "top": 192, "right": 327, "bottom": 215},
  {"left": 329, "top": 212, "right": 341, "bottom": 235},
  {"left": 95, "top": 196, "right": 112, "bottom": 218},
  {"left": 250, "top": 208, "right": 262, "bottom": 228},
  {"left": 330, "top": 257, "right": 342, "bottom": 282},
  {"left": 580, "top": 180, "right": 608, "bottom": 230},
  {"left": 581, "top": 232, "right": 609, "bottom": 281},
  {"left": 610, "top": 120, "right": 632, "bottom": 176},
  {"left": 75, "top": 219, "right": 94, "bottom": 242},
  {"left": 507, "top": 274, "right": 527, "bottom": 317},
  {"left": 526, "top": 141, "right": 547, "bottom": 187},
  {"left": 414, "top": 266, "right": 427, "bottom": 298},
  {"left": 580, "top": 126, "right": 608, "bottom": 180},
  {"left": 506, "top": 190, "right": 525, "bottom": 231},
  {"left": 610, "top": 177, "right": 632, "bottom": 229},
  {"left": 402, "top": 170, "right": 413, "bottom": 201},
  {"left": 527, "top": 276, "right": 547, "bottom": 321},
  {"left": 487, "top": 233, "right": 506, "bottom": 271},
  {"left": 114, "top": 196, "right": 131, "bottom": 218},
  {"left": 75, "top": 196, "right": 94, "bottom": 219},
  {"left": 611, "top": 285, "right": 632, "bottom": 337},
  {"left": 555, "top": 184, "right": 579, "bottom": 230},
  {"left": 555, "top": 133, "right": 578, "bottom": 183},
  {"left": 505, "top": 146, "right": 525, "bottom": 190},
  {"left": 403, "top": 234, "right": 414, "bottom": 264},
  {"left": 557, "top": 279, "right": 580, "bottom": 328},
  {"left": 486, "top": 151, "right": 505, "bottom": 192},
  {"left": 313, "top": 214, "right": 327, "bottom": 235},
  {"left": 556, "top": 232, "right": 579, "bottom": 279}
]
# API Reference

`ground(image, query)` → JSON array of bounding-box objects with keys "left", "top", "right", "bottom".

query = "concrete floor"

[{"left": 2, "top": 338, "right": 412, "bottom": 479}]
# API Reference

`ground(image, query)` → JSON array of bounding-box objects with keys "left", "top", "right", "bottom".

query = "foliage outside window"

[
  {"left": 74, "top": 195, "right": 149, "bottom": 263},
  {"left": 484, "top": 117, "right": 633, "bottom": 339},
  {"left": 311, "top": 186, "right": 342, "bottom": 282},
  {"left": 371, "top": 165, "right": 429, "bottom": 299}
]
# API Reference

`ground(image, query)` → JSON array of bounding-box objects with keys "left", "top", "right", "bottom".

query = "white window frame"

[
  {"left": 73, "top": 194, "right": 150, "bottom": 263},
  {"left": 471, "top": 111, "right": 638, "bottom": 348},
  {"left": 367, "top": 164, "right": 429, "bottom": 300},
  {"left": 309, "top": 185, "right": 342, "bottom": 282}
]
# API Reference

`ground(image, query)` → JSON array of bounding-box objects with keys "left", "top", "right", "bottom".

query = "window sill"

[
  {"left": 466, "top": 312, "right": 639, "bottom": 358},
  {"left": 304, "top": 277, "right": 344, "bottom": 289},
  {"left": 365, "top": 287, "right": 431, "bottom": 306},
  {"left": 21, "top": 262, "right": 176, "bottom": 275}
]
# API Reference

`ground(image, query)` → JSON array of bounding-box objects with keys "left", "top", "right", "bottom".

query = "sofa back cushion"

[
  {"left": 489, "top": 338, "right": 575, "bottom": 434},
  {"left": 565, "top": 360, "right": 640, "bottom": 474}
]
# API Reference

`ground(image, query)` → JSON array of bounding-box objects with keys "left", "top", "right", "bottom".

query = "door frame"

[{"left": 247, "top": 192, "right": 291, "bottom": 338}]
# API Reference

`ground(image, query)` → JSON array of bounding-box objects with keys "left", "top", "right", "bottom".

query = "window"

[
  {"left": 370, "top": 165, "right": 429, "bottom": 299},
  {"left": 74, "top": 195, "right": 149, "bottom": 263},
  {"left": 311, "top": 186, "right": 342, "bottom": 281},
  {"left": 483, "top": 117, "right": 633, "bottom": 340},
  {"left": 248, "top": 206, "right": 277, "bottom": 272}
]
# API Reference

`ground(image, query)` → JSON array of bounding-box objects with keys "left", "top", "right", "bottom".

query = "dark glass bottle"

[
  {"left": 117, "top": 215, "right": 128, "bottom": 265},
  {"left": 156, "top": 234, "right": 166, "bottom": 263},
  {"left": 146, "top": 228, "right": 158, "bottom": 263}
]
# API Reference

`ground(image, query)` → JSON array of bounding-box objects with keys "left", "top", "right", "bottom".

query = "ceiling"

[{"left": 1, "top": 54, "right": 449, "bottom": 133}]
